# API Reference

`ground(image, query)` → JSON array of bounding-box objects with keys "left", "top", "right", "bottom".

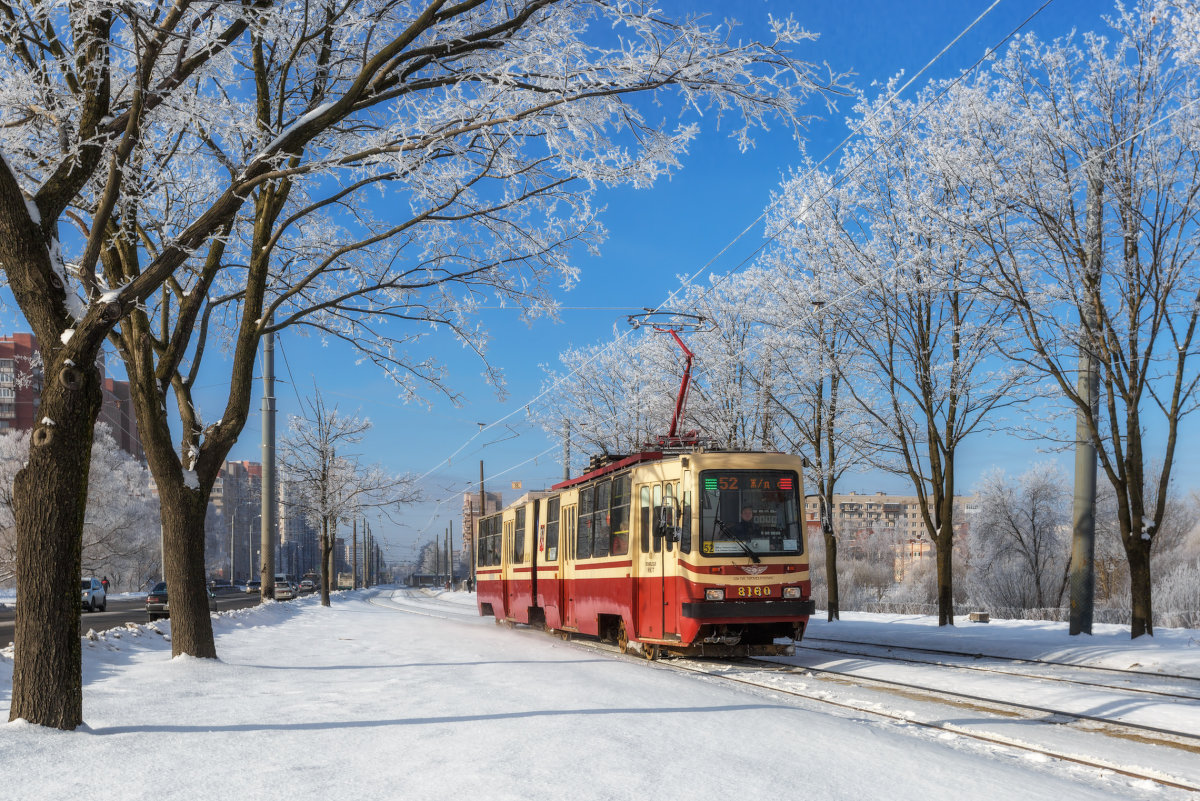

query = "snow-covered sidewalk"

[{"left": 1, "top": 589, "right": 1197, "bottom": 800}]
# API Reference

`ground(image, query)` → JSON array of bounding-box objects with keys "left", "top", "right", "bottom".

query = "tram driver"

[{"left": 731, "top": 506, "right": 759, "bottom": 540}]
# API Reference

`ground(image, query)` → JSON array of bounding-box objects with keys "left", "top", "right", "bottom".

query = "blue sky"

[{"left": 8, "top": 0, "right": 1194, "bottom": 567}]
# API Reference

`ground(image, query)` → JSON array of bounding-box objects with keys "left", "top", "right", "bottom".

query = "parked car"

[
  {"left": 146, "top": 582, "right": 218, "bottom": 622},
  {"left": 274, "top": 581, "right": 296, "bottom": 601},
  {"left": 81, "top": 577, "right": 107, "bottom": 612},
  {"left": 146, "top": 581, "right": 169, "bottom": 621},
  {"left": 299, "top": 579, "right": 315, "bottom": 592}
]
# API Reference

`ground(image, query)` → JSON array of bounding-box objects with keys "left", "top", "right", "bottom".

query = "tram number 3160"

[{"left": 734, "top": 586, "right": 774, "bottom": 598}]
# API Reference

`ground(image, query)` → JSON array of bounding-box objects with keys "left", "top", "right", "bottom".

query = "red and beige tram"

[{"left": 475, "top": 448, "right": 815, "bottom": 658}]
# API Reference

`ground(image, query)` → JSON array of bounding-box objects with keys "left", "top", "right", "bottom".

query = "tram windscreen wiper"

[{"left": 714, "top": 517, "right": 761, "bottom": 563}]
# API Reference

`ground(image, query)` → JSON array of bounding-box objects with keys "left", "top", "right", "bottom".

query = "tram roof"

[{"left": 551, "top": 451, "right": 664, "bottom": 491}]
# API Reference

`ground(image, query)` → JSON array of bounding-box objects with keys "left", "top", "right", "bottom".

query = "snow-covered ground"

[{"left": 1, "top": 588, "right": 1198, "bottom": 800}]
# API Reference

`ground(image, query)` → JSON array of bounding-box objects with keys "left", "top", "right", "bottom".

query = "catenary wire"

[{"left": 410, "top": 0, "right": 1037, "bottom": 504}]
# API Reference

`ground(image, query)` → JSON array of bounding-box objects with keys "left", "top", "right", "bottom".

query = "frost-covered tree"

[
  {"left": 0, "top": 0, "right": 843, "bottom": 727},
  {"left": 279, "top": 389, "right": 416, "bottom": 606},
  {"left": 1, "top": 425, "right": 158, "bottom": 589},
  {"left": 538, "top": 326, "right": 673, "bottom": 461},
  {"left": 754, "top": 208, "right": 875, "bottom": 622},
  {"left": 670, "top": 277, "right": 775, "bottom": 450},
  {"left": 967, "top": 464, "right": 1071, "bottom": 612},
  {"left": 0, "top": 429, "right": 22, "bottom": 585},
  {"left": 764, "top": 81, "right": 1031, "bottom": 626},
  {"left": 78, "top": 424, "right": 161, "bottom": 587},
  {"left": 969, "top": 2, "right": 1200, "bottom": 636}
]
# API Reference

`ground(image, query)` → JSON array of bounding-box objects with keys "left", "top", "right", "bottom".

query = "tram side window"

[
  {"left": 577, "top": 486, "right": 594, "bottom": 560},
  {"left": 545, "top": 497, "right": 560, "bottom": 561},
  {"left": 514, "top": 507, "right": 526, "bottom": 563},
  {"left": 491, "top": 517, "right": 502, "bottom": 566},
  {"left": 611, "top": 474, "right": 630, "bottom": 556},
  {"left": 478, "top": 516, "right": 501, "bottom": 567},
  {"left": 661, "top": 483, "right": 676, "bottom": 552},
  {"left": 592, "top": 480, "right": 611, "bottom": 558}
]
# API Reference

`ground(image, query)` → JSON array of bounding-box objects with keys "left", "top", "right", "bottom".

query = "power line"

[{"left": 410, "top": 0, "right": 1049, "bottom": 500}]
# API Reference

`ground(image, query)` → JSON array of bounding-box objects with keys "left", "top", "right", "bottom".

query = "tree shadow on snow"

[{"left": 89, "top": 703, "right": 788, "bottom": 735}]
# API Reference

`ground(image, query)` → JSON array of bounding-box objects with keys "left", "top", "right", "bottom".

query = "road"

[{"left": 0, "top": 589, "right": 266, "bottom": 646}]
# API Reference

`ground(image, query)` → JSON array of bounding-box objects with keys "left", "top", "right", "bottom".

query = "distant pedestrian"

[{"left": 101, "top": 576, "right": 110, "bottom": 593}]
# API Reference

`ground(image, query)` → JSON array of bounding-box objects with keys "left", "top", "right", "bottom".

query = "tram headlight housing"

[
  {"left": 783, "top": 586, "right": 801, "bottom": 599},
  {"left": 705, "top": 588, "right": 725, "bottom": 601}
]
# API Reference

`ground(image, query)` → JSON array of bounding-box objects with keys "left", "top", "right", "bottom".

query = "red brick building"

[
  {"left": 0, "top": 332, "right": 142, "bottom": 459},
  {"left": 0, "top": 333, "right": 42, "bottom": 432}
]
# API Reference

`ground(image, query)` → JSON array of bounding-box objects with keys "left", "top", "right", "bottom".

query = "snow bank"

[{"left": 1, "top": 591, "right": 1196, "bottom": 800}]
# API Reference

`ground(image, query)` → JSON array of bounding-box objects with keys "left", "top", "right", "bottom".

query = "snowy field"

[{"left": 1, "top": 588, "right": 1198, "bottom": 800}]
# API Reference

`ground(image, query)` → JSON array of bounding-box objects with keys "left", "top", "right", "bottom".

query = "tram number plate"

[{"left": 731, "top": 585, "right": 774, "bottom": 598}]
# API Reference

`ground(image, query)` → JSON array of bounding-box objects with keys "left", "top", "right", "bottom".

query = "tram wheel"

[
  {"left": 643, "top": 643, "right": 660, "bottom": 661},
  {"left": 617, "top": 622, "right": 631, "bottom": 654}
]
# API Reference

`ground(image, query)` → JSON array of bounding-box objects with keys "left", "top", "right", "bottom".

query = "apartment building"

[
  {"left": 461, "top": 490, "right": 503, "bottom": 565},
  {"left": 0, "top": 333, "right": 41, "bottom": 432},
  {"left": 1, "top": 332, "right": 143, "bottom": 459},
  {"left": 804, "top": 490, "right": 975, "bottom": 575}
]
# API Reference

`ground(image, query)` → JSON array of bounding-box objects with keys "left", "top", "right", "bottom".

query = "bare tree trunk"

[
  {"left": 819, "top": 493, "right": 839, "bottom": 622},
  {"left": 158, "top": 483, "right": 217, "bottom": 658},
  {"left": 935, "top": 470, "right": 956, "bottom": 627},
  {"left": 9, "top": 360, "right": 103, "bottom": 728},
  {"left": 318, "top": 516, "right": 332, "bottom": 607},
  {"left": 1126, "top": 537, "right": 1153, "bottom": 638}
]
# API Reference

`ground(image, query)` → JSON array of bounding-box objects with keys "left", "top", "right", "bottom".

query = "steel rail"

[
  {"left": 793, "top": 640, "right": 1200, "bottom": 702},
  {"left": 662, "top": 656, "right": 1200, "bottom": 794},
  {"left": 801, "top": 635, "right": 1200, "bottom": 684}
]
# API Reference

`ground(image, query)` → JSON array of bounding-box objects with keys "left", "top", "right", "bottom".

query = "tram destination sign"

[{"left": 703, "top": 474, "right": 795, "bottom": 492}]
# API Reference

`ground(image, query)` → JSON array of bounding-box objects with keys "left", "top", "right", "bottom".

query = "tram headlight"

[
  {"left": 705, "top": 588, "right": 725, "bottom": 601},
  {"left": 783, "top": 587, "right": 801, "bottom": 599}
]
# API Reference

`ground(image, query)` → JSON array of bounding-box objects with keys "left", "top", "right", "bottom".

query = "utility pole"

[
  {"left": 476, "top": 459, "right": 484, "bottom": 591},
  {"left": 352, "top": 517, "right": 358, "bottom": 589},
  {"left": 1069, "top": 155, "right": 1103, "bottom": 636},
  {"left": 449, "top": 520, "right": 455, "bottom": 588},
  {"left": 364, "top": 519, "right": 372, "bottom": 587},
  {"left": 260, "top": 320, "right": 277, "bottom": 600}
]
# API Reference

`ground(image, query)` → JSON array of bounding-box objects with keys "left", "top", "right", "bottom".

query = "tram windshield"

[{"left": 698, "top": 470, "right": 803, "bottom": 559}]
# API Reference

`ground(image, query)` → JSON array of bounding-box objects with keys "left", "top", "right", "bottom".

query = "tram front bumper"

[{"left": 680, "top": 599, "right": 816, "bottom": 619}]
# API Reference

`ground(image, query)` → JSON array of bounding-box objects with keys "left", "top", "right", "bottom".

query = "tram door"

[
  {"left": 505, "top": 508, "right": 525, "bottom": 620},
  {"left": 501, "top": 515, "right": 515, "bottom": 619},
  {"left": 636, "top": 484, "right": 665, "bottom": 639},
  {"left": 561, "top": 504, "right": 578, "bottom": 630}
]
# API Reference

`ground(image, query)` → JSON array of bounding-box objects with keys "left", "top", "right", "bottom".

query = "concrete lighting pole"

[
  {"left": 1069, "top": 155, "right": 1103, "bottom": 636},
  {"left": 260, "top": 321, "right": 277, "bottom": 600}
]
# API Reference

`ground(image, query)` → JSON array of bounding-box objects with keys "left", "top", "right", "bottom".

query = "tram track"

[
  {"left": 662, "top": 654, "right": 1200, "bottom": 794},
  {"left": 368, "top": 591, "right": 1200, "bottom": 794},
  {"left": 731, "top": 655, "right": 1200, "bottom": 746},
  {"left": 800, "top": 635, "right": 1200, "bottom": 693},
  {"left": 562, "top": 638, "right": 1200, "bottom": 795},
  {"left": 789, "top": 641, "right": 1200, "bottom": 705}
]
